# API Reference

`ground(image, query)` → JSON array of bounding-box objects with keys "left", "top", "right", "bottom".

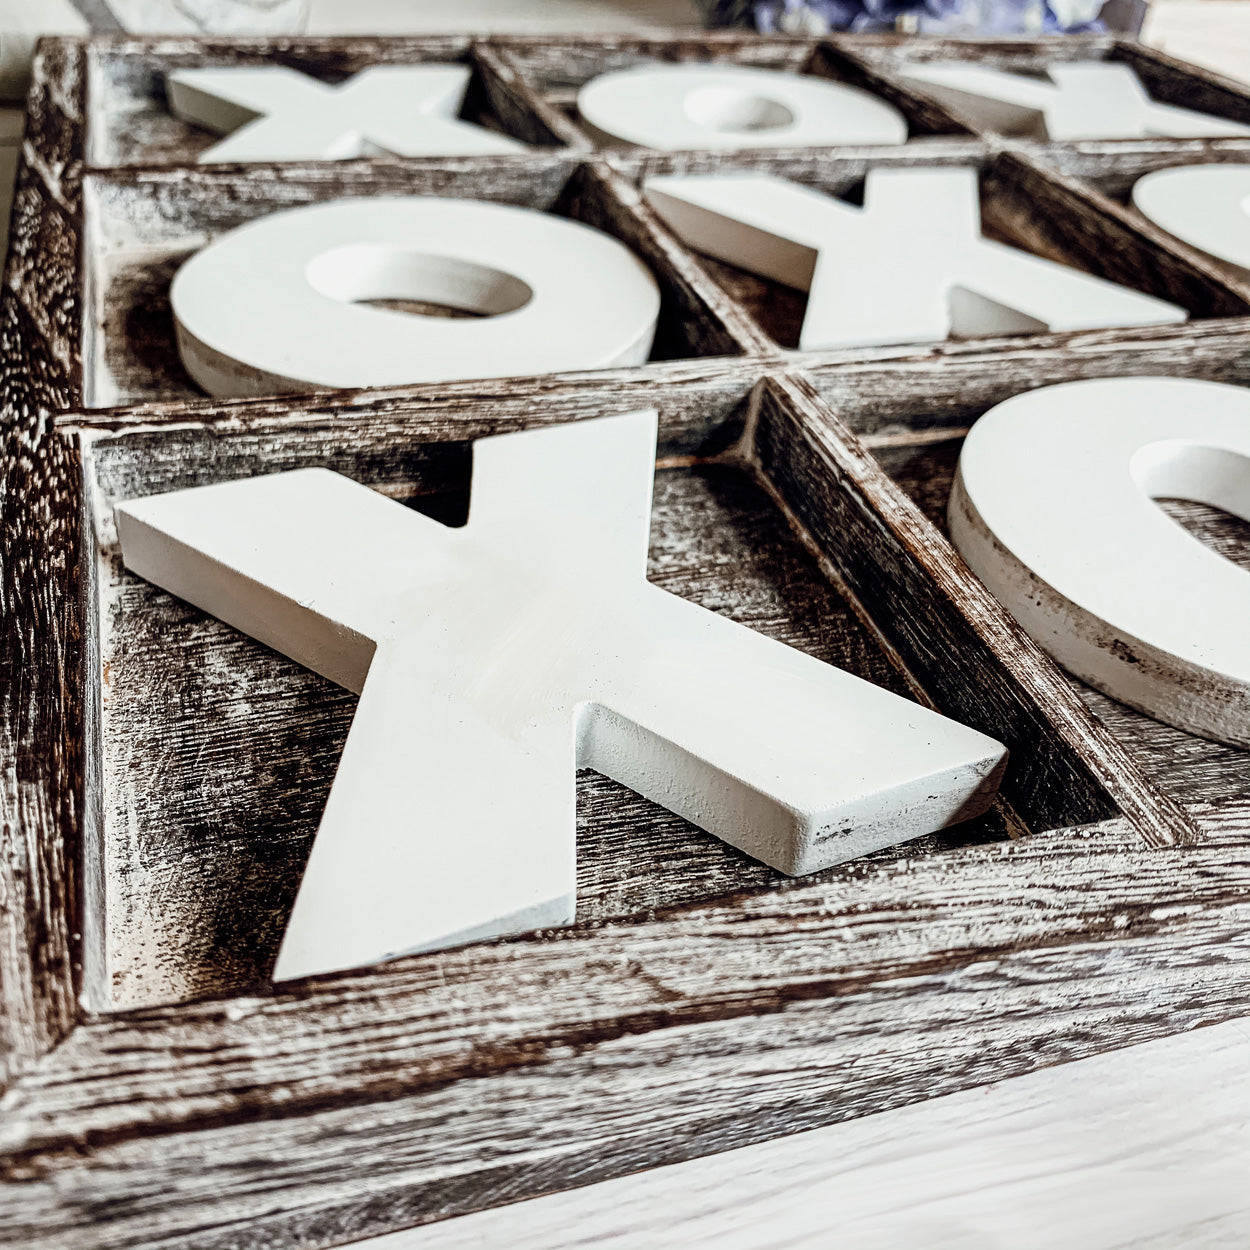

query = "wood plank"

[
  {"left": 1025, "top": 137, "right": 1250, "bottom": 204},
  {"left": 3, "top": 806, "right": 1250, "bottom": 1248},
  {"left": 1116, "top": 39, "right": 1250, "bottom": 129},
  {"left": 86, "top": 454, "right": 1012, "bottom": 1008},
  {"left": 802, "top": 320, "right": 1250, "bottom": 439},
  {"left": 0, "top": 39, "right": 87, "bottom": 1094}
]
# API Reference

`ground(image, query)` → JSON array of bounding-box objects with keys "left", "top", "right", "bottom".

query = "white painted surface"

[
  {"left": 897, "top": 60, "right": 1250, "bottom": 140},
  {"left": 950, "top": 376, "right": 1250, "bottom": 746},
  {"left": 106, "top": 0, "right": 309, "bottom": 33},
  {"left": 117, "top": 410, "right": 1005, "bottom": 981},
  {"left": 170, "top": 197, "right": 660, "bottom": 394},
  {"left": 369, "top": 1017, "right": 1250, "bottom": 1250},
  {"left": 577, "top": 63, "right": 907, "bottom": 150},
  {"left": 1132, "top": 163, "right": 1250, "bottom": 283},
  {"left": 645, "top": 168, "right": 1186, "bottom": 349},
  {"left": 168, "top": 64, "right": 526, "bottom": 162}
]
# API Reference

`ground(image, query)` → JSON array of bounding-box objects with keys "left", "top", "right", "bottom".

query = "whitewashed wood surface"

[
  {"left": 1, "top": 3, "right": 1249, "bottom": 1248},
  {"left": 380, "top": 1017, "right": 1250, "bottom": 1250}
]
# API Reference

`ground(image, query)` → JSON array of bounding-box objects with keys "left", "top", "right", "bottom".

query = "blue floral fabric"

[{"left": 704, "top": 0, "right": 1104, "bottom": 34}]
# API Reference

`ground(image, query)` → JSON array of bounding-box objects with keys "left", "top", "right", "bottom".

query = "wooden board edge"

[{"left": 2, "top": 804, "right": 1249, "bottom": 1247}]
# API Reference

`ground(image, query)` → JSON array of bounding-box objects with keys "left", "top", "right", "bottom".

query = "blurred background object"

[
  {"left": 0, "top": 0, "right": 309, "bottom": 102},
  {"left": 701, "top": 0, "right": 1144, "bottom": 35},
  {"left": 1, "top": 0, "right": 87, "bottom": 99},
  {"left": 106, "top": 0, "right": 310, "bottom": 35}
]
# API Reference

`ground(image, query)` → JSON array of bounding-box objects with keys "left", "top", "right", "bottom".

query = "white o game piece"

[
  {"left": 645, "top": 168, "right": 1186, "bottom": 350},
  {"left": 167, "top": 64, "right": 528, "bottom": 162},
  {"left": 171, "top": 197, "right": 661, "bottom": 396},
  {"left": 950, "top": 376, "right": 1250, "bottom": 746},
  {"left": 1132, "top": 164, "right": 1250, "bottom": 284},
  {"left": 577, "top": 63, "right": 907, "bottom": 150},
  {"left": 117, "top": 410, "right": 1007, "bottom": 981},
  {"left": 897, "top": 61, "right": 1250, "bottom": 141}
]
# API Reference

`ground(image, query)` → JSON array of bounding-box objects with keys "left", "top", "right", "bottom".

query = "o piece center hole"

[
  {"left": 306, "top": 245, "right": 533, "bottom": 319},
  {"left": 683, "top": 86, "right": 795, "bottom": 133},
  {"left": 1132, "top": 439, "right": 1250, "bottom": 567}
]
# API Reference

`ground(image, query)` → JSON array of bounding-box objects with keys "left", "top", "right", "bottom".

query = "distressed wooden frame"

[{"left": 3, "top": 31, "right": 1250, "bottom": 1250}]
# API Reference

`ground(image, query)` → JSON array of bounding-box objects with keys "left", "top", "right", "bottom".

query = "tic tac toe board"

[{"left": 3, "top": 30, "right": 1250, "bottom": 1250}]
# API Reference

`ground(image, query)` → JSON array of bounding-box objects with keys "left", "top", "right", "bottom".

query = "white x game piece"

[
  {"left": 118, "top": 411, "right": 1007, "bottom": 981},
  {"left": 167, "top": 64, "right": 527, "bottom": 162},
  {"left": 645, "top": 168, "right": 1186, "bottom": 350}
]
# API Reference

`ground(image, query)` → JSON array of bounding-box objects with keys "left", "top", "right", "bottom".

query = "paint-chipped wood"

[{"left": 0, "top": 38, "right": 86, "bottom": 1097}]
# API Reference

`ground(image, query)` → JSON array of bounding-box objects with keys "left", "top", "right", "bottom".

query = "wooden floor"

[{"left": 2, "top": 1, "right": 1248, "bottom": 1246}]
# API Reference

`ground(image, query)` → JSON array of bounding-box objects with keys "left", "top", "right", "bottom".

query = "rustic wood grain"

[
  {"left": 473, "top": 42, "right": 588, "bottom": 151},
  {"left": 1020, "top": 138, "right": 1250, "bottom": 298},
  {"left": 831, "top": 32, "right": 1120, "bottom": 72},
  {"left": 802, "top": 320, "right": 1250, "bottom": 438},
  {"left": 494, "top": 34, "right": 978, "bottom": 148},
  {"left": 985, "top": 146, "right": 1250, "bottom": 316},
  {"left": 0, "top": 39, "right": 86, "bottom": 1094},
  {"left": 801, "top": 345, "right": 1250, "bottom": 809},
  {"left": 3, "top": 805, "right": 1250, "bottom": 1250},
  {"left": 349, "top": 1017, "right": 1250, "bottom": 1250},
  {"left": 809, "top": 40, "right": 975, "bottom": 138},
  {"left": 870, "top": 437, "right": 1250, "bottom": 810},
  {"left": 1027, "top": 137, "right": 1250, "bottom": 204},
  {"left": 559, "top": 160, "right": 770, "bottom": 360},
  {"left": 615, "top": 142, "right": 989, "bottom": 350},
  {"left": 1115, "top": 40, "right": 1250, "bottom": 131},
  {"left": 491, "top": 32, "right": 817, "bottom": 99},
  {"left": 87, "top": 461, "right": 1009, "bottom": 1008}
]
